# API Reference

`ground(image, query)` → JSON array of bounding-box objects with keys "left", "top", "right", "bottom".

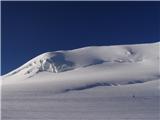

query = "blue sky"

[{"left": 1, "top": 1, "right": 160, "bottom": 75}]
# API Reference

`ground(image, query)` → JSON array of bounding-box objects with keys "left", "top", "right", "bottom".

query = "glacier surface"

[{"left": 2, "top": 42, "right": 160, "bottom": 120}]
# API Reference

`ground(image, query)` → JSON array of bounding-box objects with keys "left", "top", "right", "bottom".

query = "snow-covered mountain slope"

[
  {"left": 2, "top": 42, "right": 160, "bottom": 120},
  {"left": 3, "top": 42, "right": 159, "bottom": 76},
  {"left": 3, "top": 42, "right": 160, "bottom": 86}
]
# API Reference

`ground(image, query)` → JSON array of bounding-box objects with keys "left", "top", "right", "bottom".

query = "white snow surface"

[{"left": 2, "top": 42, "right": 160, "bottom": 120}]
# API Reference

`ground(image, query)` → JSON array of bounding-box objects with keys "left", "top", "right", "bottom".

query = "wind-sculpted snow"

[
  {"left": 4, "top": 52, "right": 75, "bottom": 77},
  {"left": 3, "top": 42, "right": 159, "bottom": 79},
  {"left": 2, "top": 42, "right": 160, "bottom": 92},
  {"left": 2, "top": 42, "right": 160, "bottom": 120}
]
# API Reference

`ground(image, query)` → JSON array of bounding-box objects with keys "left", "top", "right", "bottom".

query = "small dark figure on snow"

[{"left": 132, "top": 94, "right": 135, "bottom": 98}]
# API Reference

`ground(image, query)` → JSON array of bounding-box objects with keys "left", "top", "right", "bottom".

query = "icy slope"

[
  {"left": 2, "top": 78, "right": 160, "bottom": 120},
  {"left": 2, "top": 42, "right": 160, "bottom": 120},
  {"left": 3, "top": 42, "right": 159, "bottom": 80}
]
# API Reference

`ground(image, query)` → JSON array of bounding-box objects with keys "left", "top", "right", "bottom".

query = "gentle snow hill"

[
  {"left": 2, "top": 42, "right": 160, "bottom": 120},
  {"left": 2, "top": 42, "right": 160, "bottom": 92}
]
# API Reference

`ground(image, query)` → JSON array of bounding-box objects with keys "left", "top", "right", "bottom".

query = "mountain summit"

[
  {"left": 3, "top": 42, "right": 159, "bottom": 84},
  {"left": 2, "top": 42, "right": 160, "bottom": 120}
]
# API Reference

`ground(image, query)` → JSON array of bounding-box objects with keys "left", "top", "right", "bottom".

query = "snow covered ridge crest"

[
  {"left": 2, "top": 42, "right": 160, "bottom": 120},
  {"left": 3, "top": 52, "right": 75, "bottom": 78},
  {"left": 3, "top": 42, "right": 160, "bottom": 80}
]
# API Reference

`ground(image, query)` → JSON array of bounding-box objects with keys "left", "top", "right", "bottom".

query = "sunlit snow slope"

[{"left": 2, "top": 42, "right": 160, "bottom": 120}]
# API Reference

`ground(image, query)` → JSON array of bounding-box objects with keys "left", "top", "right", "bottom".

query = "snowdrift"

[{"left": 2, "top": 42, "right": 160, "bottom": 120}]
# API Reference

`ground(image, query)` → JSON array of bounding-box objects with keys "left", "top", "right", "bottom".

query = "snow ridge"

[
  {"left": 2, "top": 42, "right": 160, "bottom": 120},
  {"left": 3, "top": 42, "right": 159, "bottom": 80}
]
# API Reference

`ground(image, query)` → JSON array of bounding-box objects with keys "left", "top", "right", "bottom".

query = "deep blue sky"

[{"left": 1, "top": 1, "right": 160, "bottom": 75}]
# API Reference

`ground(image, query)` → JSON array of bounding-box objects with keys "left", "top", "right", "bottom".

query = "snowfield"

[{"left": 2, "top": 42, "right": 160, "bottom": 120}]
